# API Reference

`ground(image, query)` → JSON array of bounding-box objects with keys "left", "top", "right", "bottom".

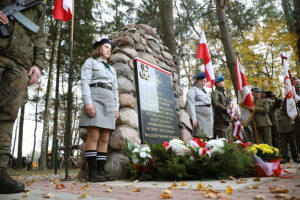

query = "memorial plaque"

[{"left": 134, "top": 57, "right": 179, "bottom": 144}]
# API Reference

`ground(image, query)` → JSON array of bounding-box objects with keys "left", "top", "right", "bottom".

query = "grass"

[{"left": 7, "top": 168, "right": 80, "bottom": 176}]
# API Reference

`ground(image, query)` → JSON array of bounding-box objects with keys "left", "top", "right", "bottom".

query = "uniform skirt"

[
  {"left": 79, "top": 87, "right": 116, "bottom": 130},
  {"left": 193, "top": 105, "right": 213, "bottom": 138}
]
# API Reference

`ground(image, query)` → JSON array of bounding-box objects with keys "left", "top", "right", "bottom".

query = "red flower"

[
  {"left": 163, "top": 142, "right": 169, "bottom": 148},
  {"left": 241, "top": 142, "right": 252, "bottom": 148},
  {"left": 192, "top": 138, "right": 206, "bottom": 147}
]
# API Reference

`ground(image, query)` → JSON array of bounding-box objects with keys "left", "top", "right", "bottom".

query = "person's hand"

[
  {"left": 192, "top": 120, "right": 197, "bottom": 128},
  {"left": 248, "top": 107, "right": 255, "bottom": 112},
  {"left": 28, "top": 66, "right": 41, "bottom": 86},
  {"left": 0, "top": 12, "right": 9, "bottom": 25},
  {"left": 85, "top": 104, "right": 96, "bottom": 118},
  {"left": 115, "top": 110, "right": 120, "bottom": 119}
]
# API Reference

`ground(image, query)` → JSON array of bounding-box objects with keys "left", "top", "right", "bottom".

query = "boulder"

[
  {"left": 161, "top": 51, "right": 173, "bottom": 60},
  {"left": 180, "top": 127, "right": 192, "bottom": 143},
  {"left": 109, "top": 53, "right": 131, "bottom": 64},
  {"left": 119, "top": 48, "right": 138, "bottom": 59},
  {"left": 117, "top": 76, "right": 135, "bottom": 93},
  {"left": 119, "top": 93, "right": 136, "bottom": 109},
  {"left": 117, "top": 108, "right": 139, "bottom": 129},
  {"left": 117, "top": 36, "right": 135, "bottom": 47},
  {"left": 147, "top": 40, "right": 160, "bottom": 53},
  {"left": 137, "top": 51, "right": 157, "bottom": 65},
  {"left": 109, "top": 125, "right": 141, "bottom": 150},
  {"left": 112, "top": 62, "right": 134, "bottom": 81},
  {"left": 105, "top": 152, "right": 130, "bottom": 179},
  {"left": 137, "top": 24, "right": 157, "bottom": 38}
]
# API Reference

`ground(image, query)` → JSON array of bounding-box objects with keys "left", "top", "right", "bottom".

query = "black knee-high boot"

[{"left": 85, "top": 150, "right": 105, "bottom": 182}]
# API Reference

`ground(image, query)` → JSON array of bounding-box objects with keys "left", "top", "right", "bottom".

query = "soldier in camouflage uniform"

[
  {"left": 251, "top": 88, "right": 272, "bottom": 145},
  {"left": 0, "top": 0, "right": 46, "bottom": 194},
  {"left": 294, "top": 79, "right": 300, "bottom": 155},
  {"left": 211, "top": 76, "right": 230, "bottom": 139}
]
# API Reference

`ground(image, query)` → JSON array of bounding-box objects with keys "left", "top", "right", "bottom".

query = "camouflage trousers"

[{"left": 0, "top": 59, "right": 28, "bottom": 168}]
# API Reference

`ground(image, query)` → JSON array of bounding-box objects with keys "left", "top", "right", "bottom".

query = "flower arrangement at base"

[
  {"left": 247, "top": 144, "right": 280, "bottom": 162},
  {"left": 123, "top": 138, "right": 254, "bottom": 180}
]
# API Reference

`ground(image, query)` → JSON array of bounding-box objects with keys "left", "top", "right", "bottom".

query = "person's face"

[
  {"left": 100, "top": 43, "right": 111, "bottom": 59},
  {"left": 196, "top": 79, "right": 206, "bottom": 88},
  {"left": 216, "top": 81, "right": 225, "bottom": 88},
  {"left": 252, "top": 91, "right": 261, "bottom": 99}
]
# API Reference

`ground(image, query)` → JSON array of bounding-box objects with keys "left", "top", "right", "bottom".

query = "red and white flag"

[
  {"left": 235, "top": 58, "right": 254, "bottom": 108},
  {"left": 281, "top": 53, "right": 298, "bottom": 119},
  {"left": 232, "top": 120, "right": 243, "bottom": 140},
  {"left": 196, "top": 30, "right": 215, "bottom": 88},
  {"left": 53, "top": 0, "right": 73, "bottom": 22}
]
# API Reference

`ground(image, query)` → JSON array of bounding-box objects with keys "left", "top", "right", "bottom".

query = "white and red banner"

[
  {"left": 235, "top": 57, "right": 254, "bottom": 126},
  {"left": 53, "top": 0, "right": 73, "bottom": 22},
  {"left": 281, "top": 53, "right": 298, "bottom": 119},
  {"left": 235, "top": 58, "right": 254, "bottom": 108},
  {"left": 232, "top": 120, "right": 243, "bottom": 140},
  {"left": 196, "top": 30, "right": 215, "bottom": 88}
]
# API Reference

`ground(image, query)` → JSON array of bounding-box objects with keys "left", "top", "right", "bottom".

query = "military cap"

[
  {"left": 194, "top": 72, "right": 206, "bottom": 80},
  {"left": 251, "top": 87, "right": 261, "bottom": 92},
  {"left": 215, "top": 75, "right": 224, "bottom": 83},
  {"left": 93, "top": 38, "right": 112, "bottom": 49}
]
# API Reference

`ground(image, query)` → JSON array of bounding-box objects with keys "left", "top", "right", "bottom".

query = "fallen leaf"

[
  {"left": 160, "top": 189, "right": 172, "bottom": 199},
  {"left": 274, "top": 194, "right": 294, "bottom": 199},
  {"left": 22, "top": 191, "right": 30, "bottom": 198},
  {"left": 220, "top": 180, "right": 227, "bottom": 183},
  {"left": 42, "top": 193, "right": 54, "bottom": 198},
  {"left": 153, "top": 184, "right": 158, "bottom": 186},
  {"left": 286, "top": 164, "right": 291, "bottom": 168},
  {"left": 72, "top": 182, "right": 77, "bottom": 185},
  {"left": 226, "top": 185, "right": 233, "bottom": 194},
  {"left": 196, "top": 183, "right": 212, "bottom": 191},
  {"left": 167, "top": 186, "right": 173, "bottom": 190},
  {"left": 236, "top": 179, "right": 248, "bottom": 184},
  {"left": 171, "top": 183, "right": 177, "bottom": 187},
  {"left": 178, "top": 182, "right": 187, "bottom": 186},
  {"left": 253, "top": 177, "right": 261, "bottom": 182},
  {"left": 131, "top": 187, "right": 141, "bottom": 192},
  {"left": 248, "top": 185, "right": 259, "bottom": 189},
  {"left": 254, "top": 194, "right": 265, "bottom": 199},
  {"left": 217, "top": 193, "right": 232, "bottom": 200},
  {"left": 105, "top": 188, "right": 113, "bottom": 193},
  {"left": 25, "top": 180, "right": 35, "bottom": 186},
  {"left": 78, "top": 192, "right": 89, "bottom": 199},
  {"left": 229, "top": 176, "right": 236, "bottom": 180},
  {"left": 133, "top": 180, "right": 139, "bottom": 183},
  {"left": 99, "top": 183, "right": 107, "bottom": 186},
  {"left": 270, "top": 188, "right": 289, "bottom": 193},
  {"left": 294, "top": 184, "right": 300, "bottom": 187},
  {"left": 55, "top": 183, "right": 66, "bottom": 190},
  {"left": 83, "top": 183, "right": 90, "bottom": 188}
]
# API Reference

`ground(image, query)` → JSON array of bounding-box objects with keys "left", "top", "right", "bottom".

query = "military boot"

[
  {"left": 87, "top": 170, "right": 105, "bottom": 182},
  {"left": 0, "top": 168, "right": 25, "bottom": 194}
]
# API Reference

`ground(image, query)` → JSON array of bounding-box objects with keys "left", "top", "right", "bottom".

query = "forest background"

[{"left": 11, "top": 0, "right": 300, "bottom": 170}]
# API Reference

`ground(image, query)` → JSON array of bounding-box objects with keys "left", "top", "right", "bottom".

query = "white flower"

[
  {"left": 132, "top": 148, "right": 139, "bottom": 153},
  {"left": 205, "top": 139, "right": 225, "bottom": 153},
  {"left": 167, "top": 139, "right": 190, "bottom": 156},
  {"left": 140, "top": 151, "right": 148, "bottom": 158},
  {"left": 188, "top": 140, "right": 200, "bottom": 148}
]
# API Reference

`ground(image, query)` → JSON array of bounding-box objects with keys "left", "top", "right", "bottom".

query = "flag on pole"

[
  {"left": 281, "top": 53, "right": 298, "bottom": 119},
  {"left": 53, "top": 0, "right": 73, "bottom": 22},
  {"left": 235, "top": 57, "right": 254, "bottom": 108},
  {"left": 232, "top": 120, "right": 243, "bottom": 140},
  {"left": 196, "top": 30, "right": 215, "bottom": 88}
]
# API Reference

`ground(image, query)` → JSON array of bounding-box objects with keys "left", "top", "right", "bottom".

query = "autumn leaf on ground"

[
  {"left": 83, "top": 183, "right": 90, "bottom": 188},
  {"left": 42, "top": 193, "right": 54, "bottom": 198},
  {"left": 160, "top": 189, "right": 172, "bottom": 199},
  {"left": 25, "top": 179, "right": 35, "bottom": 186},
  {"left": 248, "top": 185, "right": 259, "bottom": 189},
  {"left": 133, "top": 180, "right": 139, "bottom": 183},
  {"left": 178, "top": 182, "right": 187, "bottom": 186},
  {"left": 229, "top": 176, "right": 236, "bottom": 180},
  {"left": 78, "top": 192, "right": 89, "bottom": 199},
  {"left": 105, "top": 187, "right": 113, "bottom": 193},
  {"left": 22, "top": 191, "right": 30, "bottom": 198},
  {"left": 55, "top": 183, "right": 65, "bottom": 190},
  {"left": 202, "top": 189, "right": 220, "bottom": 199},
  {"left": 274, "top": 194, "right": 294, "bottom": 199},
  {"left": 236, "top": 179, "right": 248, "bottom": 184},
  {"left": 72, "top": 182, "right": 77, "bottom": 185},
  {"left": 171, "top": 182, "right": 177, "bottom": 187},
  {"left": 269, "top": 187, "right": 289, "bottom": 193},
  {"left": 153, "top": 184, "right": 158, "bottom": 186},
  {"left": 196, "top": 183, "right": 212, "bottom": 191},
  {"left": 217, "top": 193, "right": 232, "bottom": 200},
  {"left": 98, "top": 183, "right": 107, "bottom": 186},
  {"left": 226, "top": 186, "right": 233, "bottom": 194},
  {"left": 295, "top": 184, "right": 300, "bottom": 187},
  {"left": 220, "top": 180, "right": 227, "bottom": 183},
  {"left": 254, "top": 194, "right": 265, "bottom": 199},
  {"left": 131, "top": 187, "right": 141, "bottom": 192},
  {"left": 253, "top": 177, "right": 261, "bottom": 182}
]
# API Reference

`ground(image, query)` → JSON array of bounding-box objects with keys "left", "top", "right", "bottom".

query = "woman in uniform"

[
  {"left": 186, "top": 72, "right": 213, "bottom": 138},
  {"left": 79, "top": 38, "right": 119, "bottom": 182}
]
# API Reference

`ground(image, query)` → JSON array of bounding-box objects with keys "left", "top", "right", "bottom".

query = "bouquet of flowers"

[{"left": 247, "top": 144, "right": 280, "bottom": 161}]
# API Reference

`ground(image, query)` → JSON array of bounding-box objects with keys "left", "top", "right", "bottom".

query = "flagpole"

[{"left": 64, "top": 0, "right": 74, "bottom": 180}]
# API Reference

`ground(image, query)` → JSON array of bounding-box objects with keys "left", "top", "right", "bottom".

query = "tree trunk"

[
  {"left": 17, "top": 105, "right": 25, "bottom": 169},
  {"left": 40, "top": 21, "right": 59, "bottom": 170},
  {"left": 158, "top": 0, "right": 176, "bottom": 55},
  {"left": 215, "top": 0, "right": 238, "bottom": 96},
  {"left": 294, "top": 0, "right": 300, "bottom": 63},
  {"left": 51, "top": 22, "right": 62, "bottom": 169},
  {"left": 31, "top": 83, "right": 41, "bottom": 162},
  {"left": 11, "top": 114, "right": 19, "bottom": 158},
  {"left": 282, "top": 0, "right": 294, "bottom": 32}
]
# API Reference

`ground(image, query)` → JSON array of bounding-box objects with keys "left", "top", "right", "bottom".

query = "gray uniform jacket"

[
  {"left": 81, "top": 57, "right": 119, "bottom": 110},
  {"left": 186, "top": 86, "right": 211, "bottom": 121}
]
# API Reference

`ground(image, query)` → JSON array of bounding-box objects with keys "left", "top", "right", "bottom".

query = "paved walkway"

[{"left": 1, "top": 163, "right": 299, "bottom": 200}]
